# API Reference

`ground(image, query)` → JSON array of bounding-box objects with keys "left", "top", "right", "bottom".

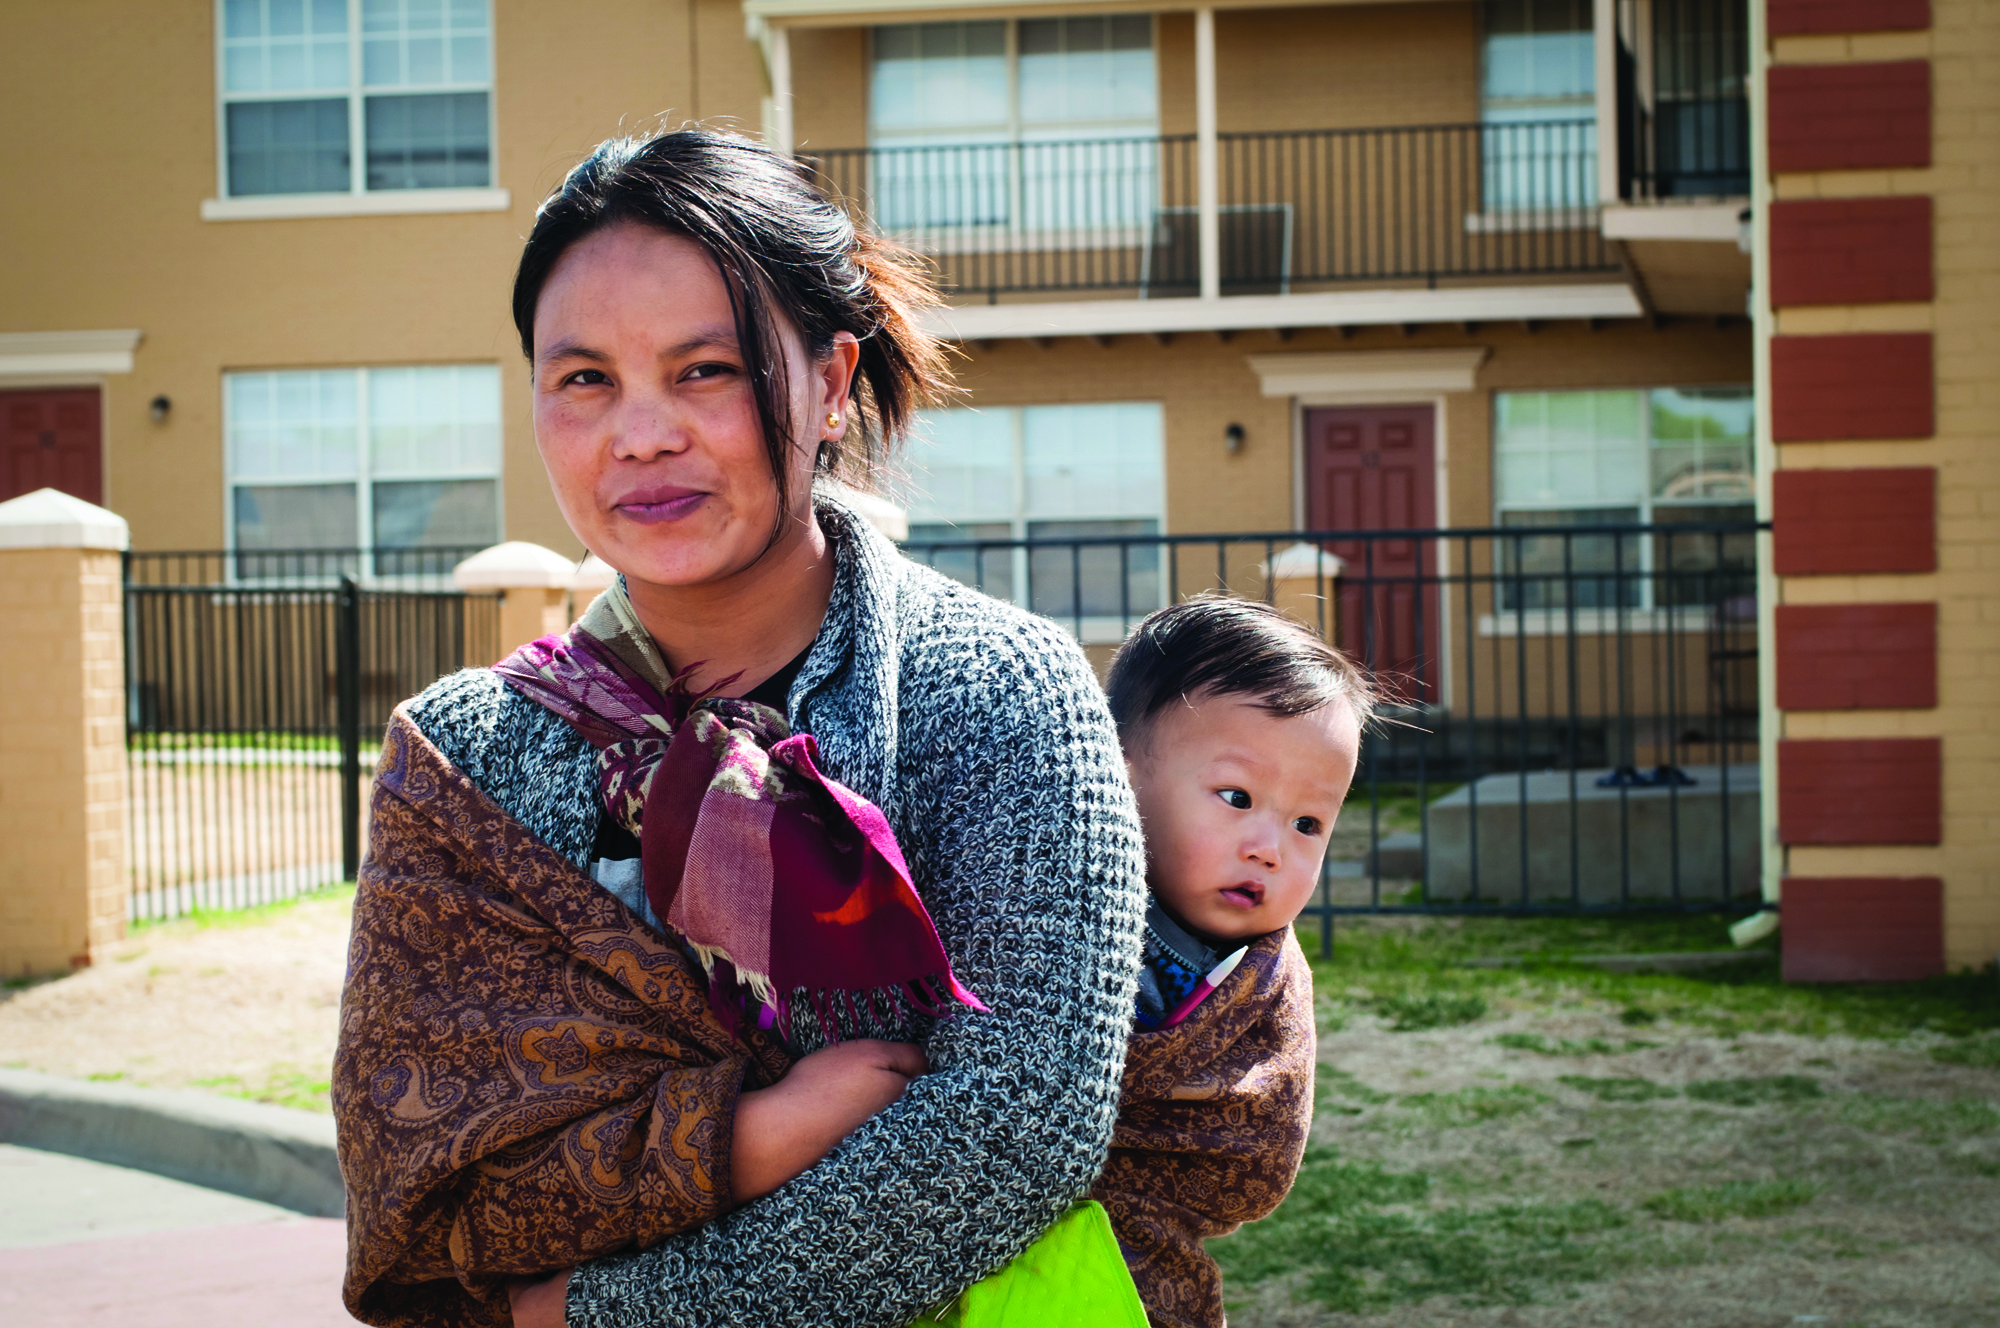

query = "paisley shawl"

[
  {"left": 491, "top": 581, "right": 984, "bottom": 1041},
  {"left": 334, "top": 711, "right": 795, "bottom": 1327},
  {"left": 1090, "top": 926, "right": 1317, "bottom": 1328}
]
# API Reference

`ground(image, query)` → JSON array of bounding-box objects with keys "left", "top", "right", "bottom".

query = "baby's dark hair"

[{"left": 1105, "top": 594, "right": 1375, "bottom": 746}]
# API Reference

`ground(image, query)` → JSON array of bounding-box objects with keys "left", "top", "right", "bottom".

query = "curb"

[{"left": 0, "top": 1067, "right": 344, "bottom": 1217}]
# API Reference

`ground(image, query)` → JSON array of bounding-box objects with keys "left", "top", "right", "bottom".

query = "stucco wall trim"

[
  {"left": 1246, "top": 348, "right": 1488, "bottom": 399},
  {"left": 925, "top": 285, "right": 1642, "bottom": 341},
  {"left": 0, "top": 330, "right": 142, "bottom": 380},
  {"left": 199, "top": 188, "right": 512, "bottom": 223}
]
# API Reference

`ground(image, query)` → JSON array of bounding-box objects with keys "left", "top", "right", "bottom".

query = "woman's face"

[{"left": 530, "top": 222, "right": 857, "bottom": 589}]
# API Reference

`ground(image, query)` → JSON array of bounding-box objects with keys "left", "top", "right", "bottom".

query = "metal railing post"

[{"left": 337, "top": 575, "right": 363, "bottom": 883}]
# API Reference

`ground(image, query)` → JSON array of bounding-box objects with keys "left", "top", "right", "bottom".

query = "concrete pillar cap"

[
  {"left": 571, "top": 554, "right": 619, "bottom": 597},
  {"left": 1262, "top": 541, "right": 1344, "bottom": 579},
  {"left": 824, "top": 482, "right": 909, "bottom": 542},
  {"left": 451, "top": 541, "right": 578, "bottom": 591},
  {"left": 0, "top": 487, "right": 130, "bottom": 552}
]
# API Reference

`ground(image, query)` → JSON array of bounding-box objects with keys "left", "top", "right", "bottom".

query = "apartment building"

[
  {"left": 17, "top": 1, "right": 1988, "bottom": 979},
  {"left": 2, "top": 0, "right": 1751, "bottom": 556}
]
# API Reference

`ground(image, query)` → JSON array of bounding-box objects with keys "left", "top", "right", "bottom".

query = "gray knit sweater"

[{"left": 404, "top": 497, "right": 1148, "bottom": 1327}]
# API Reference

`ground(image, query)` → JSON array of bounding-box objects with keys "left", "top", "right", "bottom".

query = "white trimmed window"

[
  {"left": 867, "top": 16, "right": 1159, "bottom": 229},
  {"left": 226, "top": 364, "right": 502, "bottom": 560},
  {"left": 1482, "top": 0, "right": 1596, "bottom": 209},
  {"left": 1493, "top": 385, "right": 1753, "bottom": 607},
  {"left": 894, "top": 401, "right": 1165, "bottom": 635},
  {"left": 217, "top": 0, "right": 493, "bottom": 198}
]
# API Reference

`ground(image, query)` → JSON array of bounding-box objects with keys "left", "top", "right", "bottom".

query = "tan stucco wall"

[
  {"left": 794, "top": 26, "right": 873, "bottom": 152},
  {"left": 0, "top": 548, "right": 128, "bottom": 977},
  {"left": 0, "top": 0, "right": 769, "bottom": 556},
  {"left": 1159, "top": 3, "right": 1480, "bottom": 136},
  {"left": 1766, "top": 0, "right": 2000, "bottom": 972},
  {"left": 949, "top": 319, "right": 1751, "bottom": 536}
]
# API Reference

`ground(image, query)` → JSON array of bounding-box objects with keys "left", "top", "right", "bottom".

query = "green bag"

[{"left": 913, "top": 1201, "right": 1150, "bottom": 1328}]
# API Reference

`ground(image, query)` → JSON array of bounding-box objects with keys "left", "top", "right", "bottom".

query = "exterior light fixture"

[
  {"left": 1224, "top": 422, "right": 1245, "bottom": 454},
  {"left": 149, "top": 394, "right": 172, "bottom": 422}
]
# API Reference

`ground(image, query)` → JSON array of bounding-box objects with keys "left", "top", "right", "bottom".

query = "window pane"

[
  {"left": 1497, "top": 508, "right": 1642, "bottom": 610},
  {"left": 894, "top": 407, "right": 1017, "bottom": 524},
  {"left": 365, "top": 91, "right": 490, "bottom": 188},
  {"left": 1649, "top": 386, "right": 1753, "bottom": 502},
  {"left": 1483, "top": 0, "right": 1593, "bottom": 106},
  {"left": 1019, "top": 15, "right": 1157, "bottom": 127},
  {"left": 367, "top": 364, "right": 501, "bottom": 477},
  {"left": 1651, "top": 503, "right": 1756, "bottom": 605},
  {"left": 1021, "top": 402, "right": 1163, "bottom": 521},
  {"left": 233, "top": 483, "right": 358, "bottom": 550},
  {"left": 870, "top": 22, "right": 1008, "bottom": 132},
  {"left": 372, "top": 479, "right": 499, "bottom": 549},
  {"left": 222, "top": 0, "right": 350, "bottom": 93},
  {"left": 905, "top": 520, "right": 1015, "bottom": 600},
  {"left": 228, "top": 369, "right": 359, "bottom": 481},
  {"left": 226, "top": 99, "right": 351, "bottom": 195},
  {"left": 1494, "top": 390, "right": 1645, "bottom": 509},
  {"left": 363, "top": 0, "right": 489, "bottom": 87}
]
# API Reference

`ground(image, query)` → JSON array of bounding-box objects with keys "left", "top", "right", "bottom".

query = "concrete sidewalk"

[{"left": 0, "top": 1144, "right": 359, "bottom": 1325}]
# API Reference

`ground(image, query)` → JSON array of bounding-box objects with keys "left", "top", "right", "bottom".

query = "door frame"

[
  {"left": 1249, "top": 347, "right": 1490, "bottom": 712},
  {"left": 1292, "top": 396, "right": 1453, "bottom": 711},
  {"left": 1, "top": 328, "right": 140, "bottom": 512},
  {"left": 1, "top": 381, "right": 110, "bottom": 508}
]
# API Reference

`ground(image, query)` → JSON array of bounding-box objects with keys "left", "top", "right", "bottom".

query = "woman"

[{"left": 332, "top": 128, "right": 1147, "bottom": 1327}]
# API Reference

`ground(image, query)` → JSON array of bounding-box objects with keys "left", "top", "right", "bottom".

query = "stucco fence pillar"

[
  {"left": 452, "top": 541, "right": 590, "bottom": 664},
  {"left": 0, "top": 488, "right": 129, "bottom": 977}
]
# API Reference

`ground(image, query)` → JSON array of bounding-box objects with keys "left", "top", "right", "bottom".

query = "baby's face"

[{"left": 1126, "top": 692, "right": 1361, "bottom": 945}]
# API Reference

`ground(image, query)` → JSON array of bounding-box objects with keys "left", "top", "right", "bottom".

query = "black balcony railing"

[
  {"left": 806, "top": 120, "right": 1616, "bottom": 301},
  {"left": 902, "top": 521, "right": 1767, "bottom": 938},
  {"left": 1618, "top": 0, "right": 1750, "bottom": 198}
]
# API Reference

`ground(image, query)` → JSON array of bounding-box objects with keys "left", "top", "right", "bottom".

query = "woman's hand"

[
  {"left": 507, "top": 1270, "right": 571, "bottom": 1328},
  {"left": 731, "top": 1039, "right": 928, "bottom": 1203}
]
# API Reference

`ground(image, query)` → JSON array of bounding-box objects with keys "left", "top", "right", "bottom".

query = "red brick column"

[{"left": 1762, "top": 3, "right": 1946, "bottom": 982}]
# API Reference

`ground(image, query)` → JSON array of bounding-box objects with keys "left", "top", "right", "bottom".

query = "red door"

[
  {"left": 1305, "top": 404, "right": 1439, "bottom": 703},
  {"left": 3, "top": 388, "right": 103, "bottom": 505}
]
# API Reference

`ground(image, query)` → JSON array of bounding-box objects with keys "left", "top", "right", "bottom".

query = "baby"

[{"left": 1091, "top": 595, "right": 1371, "bottom": 1328}]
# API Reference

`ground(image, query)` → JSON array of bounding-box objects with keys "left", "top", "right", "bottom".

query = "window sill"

[{"left": 200, "top": 187, "right": 511, "bottom": 222}]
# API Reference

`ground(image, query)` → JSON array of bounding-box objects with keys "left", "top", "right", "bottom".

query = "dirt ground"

[
  {"left": 0, "top": 892, "right": 351, "bottom": 1109},
  {"left": 4, "top": 900, "right": 1996, "bottom": 1327}
]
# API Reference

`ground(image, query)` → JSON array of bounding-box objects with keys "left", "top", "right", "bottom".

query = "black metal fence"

[
  {"left": 807, "top": 120, "right": 1615, "bottom": 301},
  {"left": 901, "top": 521, "right": 1767, "bottom": 939},
  {"left": 1618, "top": 0, "right": 1750, "bottom": 199},
  {"left": 123, "top": 550, "right": 499, "bottom": 921}
]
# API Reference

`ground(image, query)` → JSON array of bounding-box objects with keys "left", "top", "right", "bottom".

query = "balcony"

[{"left": 806, "top": 120, "right": 1638, "bottom": 336}]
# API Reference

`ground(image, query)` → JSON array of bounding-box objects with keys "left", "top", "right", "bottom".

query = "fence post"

[
  {"left": 0, "top": 489, "right": 130, "bottom": 976},
  {"left": 337, "top": 574, "right": 362, "bottom": 883}
]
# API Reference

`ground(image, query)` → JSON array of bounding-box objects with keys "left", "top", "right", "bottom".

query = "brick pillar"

[
  {"left": 451, "top": 541, "right": 580, "bottom": 664},
  {"left": 1758, "top": 0, "right": 1996, "bottom": 978},
  {"left": 0, "top": 488, "right": 130, "bottom": 977}
]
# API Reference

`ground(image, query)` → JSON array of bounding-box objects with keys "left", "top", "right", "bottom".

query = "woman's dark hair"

[
  {"left": 1105, "top": 594, "right": 1376, "bottom": 745},
  {"left": 511, "top": 127, "right": 953, "bottom": 513}
]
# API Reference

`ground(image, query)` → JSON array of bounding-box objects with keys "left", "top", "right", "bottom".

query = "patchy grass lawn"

[{"left": 1216, "top": 916, "right": 2000, "bottom": 1328}]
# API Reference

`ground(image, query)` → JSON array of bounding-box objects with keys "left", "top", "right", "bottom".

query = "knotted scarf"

[{"left": 492, "top": 580, "right": 985, "bottom": 1043}]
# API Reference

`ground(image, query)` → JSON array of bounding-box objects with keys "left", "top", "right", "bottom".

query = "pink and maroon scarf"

[{"left": 492, "top": 581, "right": 985, "bottom": 1041}]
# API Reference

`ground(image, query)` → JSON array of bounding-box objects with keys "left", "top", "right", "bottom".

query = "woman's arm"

[{"left": 563, "top": 613, "right": 1147, "bottom": 1327}]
